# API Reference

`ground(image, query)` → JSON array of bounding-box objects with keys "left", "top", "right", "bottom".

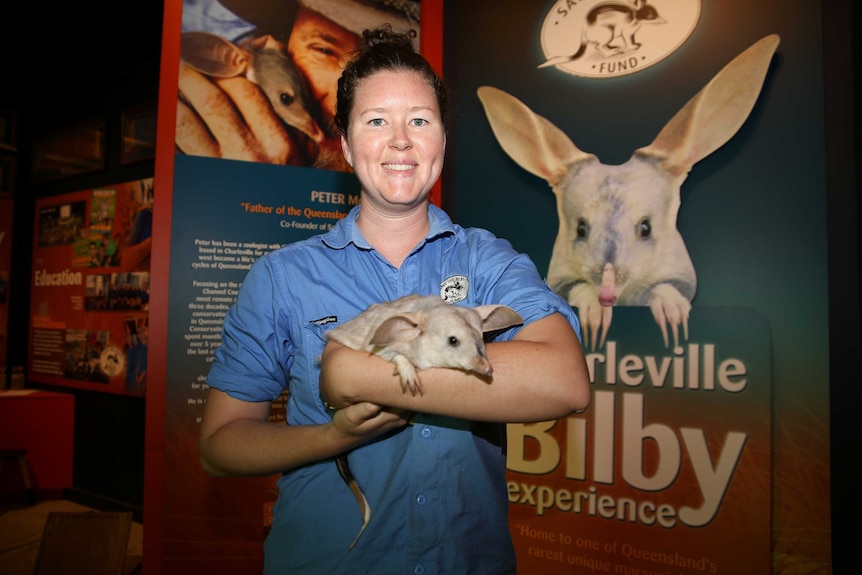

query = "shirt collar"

[{"left": 322, "top": 203, "right": 456, "bottom": 251}]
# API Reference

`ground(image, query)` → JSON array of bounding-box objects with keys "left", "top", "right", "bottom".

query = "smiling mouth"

[{"left": 382, "top": 163, "right": 416, "bottom": 171}]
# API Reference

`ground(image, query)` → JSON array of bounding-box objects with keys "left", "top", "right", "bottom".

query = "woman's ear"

[{"left": 340, "top": 134, "right": 353, "bottom": 167}]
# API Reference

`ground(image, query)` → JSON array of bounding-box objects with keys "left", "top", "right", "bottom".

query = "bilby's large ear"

[
  {"left": 180, "top": 31, "right": 251, "bottom": 78},
  {"left": 477, "top": 85, "right": 595, "bottom": 188},
  {"left": 369, "top": 314, "right": 424, "bottom": 347},
  {"left": 473, "top": 305, "right": 524, "bottom": 333},
  {"left": 637, "top": 34, "right": 781, "bottom": 177}
]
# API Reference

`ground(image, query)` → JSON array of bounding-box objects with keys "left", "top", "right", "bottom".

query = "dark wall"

[
  {"left": 823, "top": 3, "right": 862, "bottom": 573},
  {"left": 0, "top": 1, "right": 165, "bottom": 516}
]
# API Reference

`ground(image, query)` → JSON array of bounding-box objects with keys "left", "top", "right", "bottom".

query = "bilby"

[
  {"left": 180, "top": 31, "right": 324, "bottom": 146},
  {"left": 479, "top": 35, "right": 780, "bottom": 350},
  {"left": 324, "top": 294, "right": 523, "bottom": 549}
]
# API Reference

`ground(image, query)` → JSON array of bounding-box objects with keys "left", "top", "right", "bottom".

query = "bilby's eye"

[
  {"left": 576, "top": 218, "right": 589, "bottom": 239},
  {"left": 637, "top": 218, "right": 652, "bottom": 238},
  {"left": 448, "top": 336, "right": 459, "bottom": 347}
]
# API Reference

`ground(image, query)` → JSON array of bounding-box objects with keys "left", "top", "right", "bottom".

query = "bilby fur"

[{"left": 325, "top": 294, "right": 523, "bottom": 549}]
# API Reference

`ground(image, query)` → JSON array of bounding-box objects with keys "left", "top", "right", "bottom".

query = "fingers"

[
  {"left": 574, "top": 284, "right": 694, "bottom": 350},
  {"left": 578, "top": 300, "right": 608, "bottom": 351},
  {"left": 177, "top": 61, "right": 302, "bottom": 164},
  {"left": 650, "top": 299, "right": 671, "bottom": 348},
  {"left": 215, "top": 76, "right": 296, "bottom": 164},
  {"left": 176, "top": 98, "right": 220, "bottom": 157},
  {"left": 356, "top": 402, "right": 412, "bottom": 427},
  {"left": 649, "top": 286, "right": 692, "bottom": 349},
  {"left": 334, "top": 402, "right": 411, "bottom": 439},
  {"left": 178, "top": 62, "right": 255, "bottom": 159},
  {"left": 599, "top": 305, "right": 613, "bottom": 349},
  {"left": 348, "top": 401, "right": 384, "bottom": 423}
]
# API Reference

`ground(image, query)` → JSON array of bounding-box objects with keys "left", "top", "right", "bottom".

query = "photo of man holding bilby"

[{"left": 177, "top": 0, "right": 421, "bottom": 172}]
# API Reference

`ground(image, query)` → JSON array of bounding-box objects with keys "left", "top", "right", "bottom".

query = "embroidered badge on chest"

[{"left": 440, "top": 275, "right": 469, "bottom": 304}]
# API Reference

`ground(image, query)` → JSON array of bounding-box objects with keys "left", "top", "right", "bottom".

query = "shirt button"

[
  {"left": 416, "top": 494, "right": 427, "bottom": 506},
  {"left": 420, "top": 426, "right": 431, "bottom": 438},
  {"left": 413, "top": 565, "right": 425, "bottom": 575}
]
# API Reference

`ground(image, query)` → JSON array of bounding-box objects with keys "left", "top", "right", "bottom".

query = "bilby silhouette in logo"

[{"left": 539, "top": 0, "right": 666, "bottom": 68}]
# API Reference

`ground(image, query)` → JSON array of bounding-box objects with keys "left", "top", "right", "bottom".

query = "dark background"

[
  {"left": 2, "top": 3, "right": 165, "bottom": 132},
  {"left": 0, "top": 1, "right": 165, "bottom": 520}
]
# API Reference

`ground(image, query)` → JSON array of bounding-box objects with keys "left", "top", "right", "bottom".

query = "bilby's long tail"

[{"left": 336, "top": 454, "right": 371, "bottom": 550}]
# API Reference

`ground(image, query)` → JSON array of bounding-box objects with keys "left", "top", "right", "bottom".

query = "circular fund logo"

[
  {"left": 538, "top": 0, "right": 701, "bottom": 79},
  {"left": 100, "top": 345, "right": 125, "bottom": 378}
]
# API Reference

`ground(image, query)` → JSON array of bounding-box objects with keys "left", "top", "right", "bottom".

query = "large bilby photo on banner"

[
  {"left": 151, "top": 1, "right": 422, "bottom": 572},
  {"left": 451, "top": 0, "right": 829, "bottom": 573}
]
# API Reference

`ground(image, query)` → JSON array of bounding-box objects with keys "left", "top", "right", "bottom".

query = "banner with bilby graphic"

[{"left": 451, "top": 0, "right": 830, "bottom": 572}]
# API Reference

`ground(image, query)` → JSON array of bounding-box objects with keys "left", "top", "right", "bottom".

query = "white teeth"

[{"left": 383, "top": 164, "right": 414, "bottom": 171}]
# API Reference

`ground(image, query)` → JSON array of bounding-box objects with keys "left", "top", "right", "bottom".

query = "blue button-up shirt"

[{"left": 207, "top": 203, "right": 580, "bottom": 574}]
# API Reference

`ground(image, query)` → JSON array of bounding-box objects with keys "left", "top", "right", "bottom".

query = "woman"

[{"left": 199, "top": 26, "right": 591, "bottom": 574}]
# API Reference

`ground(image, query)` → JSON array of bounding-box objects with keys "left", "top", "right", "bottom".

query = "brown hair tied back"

[{"left": 335, "top": 24, "right": 448, "bottom": 136}]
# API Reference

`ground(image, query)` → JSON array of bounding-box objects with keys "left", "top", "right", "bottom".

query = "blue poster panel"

[{"left": 161, "top": 154, "right": 356, "bottom": 567}]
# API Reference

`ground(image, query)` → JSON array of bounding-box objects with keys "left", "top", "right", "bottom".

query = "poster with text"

[
  {"left": 151, "top": 1, "right": 431, "bottom": 571},
  {"left": 159, "top": 155, "right": 356, "bottom": 572},
  {"left": 28, "top": 178, "right": 153, "bottom": 397},
  {"left": 451, "top": 0, "right": 830, "bottom": 573},
  {"left": 506, "top": 307, "right": 771, "bottom": 573}
]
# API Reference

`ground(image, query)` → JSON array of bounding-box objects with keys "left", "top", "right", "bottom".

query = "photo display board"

[{"left": 29, "top": 178, "right": 154, "bottom": 397}]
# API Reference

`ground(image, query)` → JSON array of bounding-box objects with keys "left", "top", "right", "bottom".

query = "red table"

[{"left": 0, "top": 389, "right": 75, "bottom": 498}]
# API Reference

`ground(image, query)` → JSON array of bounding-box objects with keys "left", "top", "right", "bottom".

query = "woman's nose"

[{"left": 389, "top": 125, "right": 412, "bottom": 150}]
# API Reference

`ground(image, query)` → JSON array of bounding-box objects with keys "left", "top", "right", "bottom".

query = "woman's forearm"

[
  {"left": 198, "top": 388, "right": 409, "bottom": 477},
  {"left": 320, "top": 312, "right": 591, "bottom": 423}
]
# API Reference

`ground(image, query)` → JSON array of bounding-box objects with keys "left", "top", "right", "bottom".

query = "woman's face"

[{"left": 341, "top": 70, "right": 445, "bottom": 213}]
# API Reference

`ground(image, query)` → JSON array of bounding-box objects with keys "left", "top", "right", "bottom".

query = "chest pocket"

[{"left": 299, "top": 317, "right": 358, "bottom": 417}]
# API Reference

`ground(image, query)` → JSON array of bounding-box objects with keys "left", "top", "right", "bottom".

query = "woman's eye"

[
  {"left": 369, "top": 118, "right": 384, "bottom": 127},
  {"left": 410, "top": 118, "right": 428, "bottom": 127}
]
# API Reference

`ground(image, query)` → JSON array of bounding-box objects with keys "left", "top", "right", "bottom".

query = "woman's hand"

[{"left": 329, "top": 401, "right": 413, "bottom": 444}]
